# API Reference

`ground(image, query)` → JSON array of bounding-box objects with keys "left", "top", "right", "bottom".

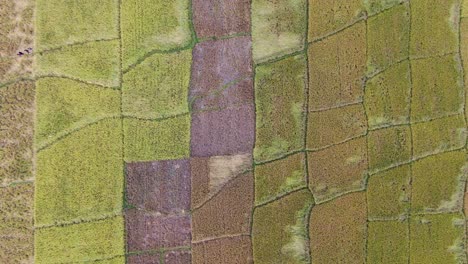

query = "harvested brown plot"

[
  {"left": 309, "top": 192, "right": 367, "bottom": 264},
  {"left": 125, "top": 209, "right": 191, "bottom": 252},
  {"left": 308, "top": 21, "right": 366, "bottom": 110},
  {"left": 191, "top": 154, "right": 252, "bottom": 208},
  {"left": 192, "top": 172, "right": 253, "bottom": 241},
  {"left": 308, "top": 137, "right": 368, "bottom": 202},
  {"left": 192, "top": 236, "right": 252, "bottom": 264},
  {"left": 126, "top": 159, "right": 191, "bottom": 214}
]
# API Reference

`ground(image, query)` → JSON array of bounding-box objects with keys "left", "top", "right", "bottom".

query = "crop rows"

[{"left": 1, "top": 0, "right": 468, "bottom": 263}]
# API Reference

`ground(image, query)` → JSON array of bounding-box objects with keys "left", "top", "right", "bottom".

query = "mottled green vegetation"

[
  {"left": 0, "top": 184, "right": 34, "bottom": 263},
  {"left": 124, "top": 116, "right": 190, "bottom": 162},
  {"left": 123, "top": 50, "right": 191, "bottom": 119},
  {"left": 308, "top": 21, "right": 366, "bottom": 110},
  {"left": 412, "top": 115, "right": 466, "bottom": 159},
  {"left": 368, "top": 126, "right": 412, "bottom": 172},
  {"left": 411, "top": 151, "right": 467, "bottom": 213},
  {"left": 308, "top": 0, "right": 365, "bottom": 40},
  {"left": 36, "top": 40, "right": 120, "bottom": 87},
  {"left": 35, "top": 216, "right": 125, "bottom": 263},
  {"left": 35, "top": 119, "right": 123, "bottom": 226},
  {"left": 411, "top": 54, "right": 463, "bottom": 122},
  {"left": 364, "top": 0, "right": 406, "bottom": 15},
  {"left": 121, "top": 0, "right": 192, "bottom": 68},
  {"left": 252, "top": 0, "right": 307, "bottom": 63},
  {"left": 307, "top": 103, "right": 367, "bottom": 149},
  {"left": 308, "top": 137, "right": 368, "bottom": 202},
  {"left": 367, "top": 3, "right": 409, "bottom": 75},
  {"left": 410, "top": 0, "right": 460, "bottom": 57},
  {"left": 254, "top": 55, "right": 306, "bottom": 162},
  {"left": 463, "top": 19, "right": 468, "bottom": 122},
  {"left": 35, "top": 0, "right": 118, "bottom": 50},
  {"left": 0, "top": 81, "right": 34, "bottom": 185},
  {"left": 254, "top": 153, "right": 306, "bottom": 205},
  {"left": 410, "top": 214, "right": 466, "bottom": 264},
  {"left": 367, "top": 221, "right": 409, "bottom": 264},
  {"left": 309, "top": 192, "right": 367, "bottom": 264},
  {"left": 35, "top": 77, "right": 120, "bottom": 149},
  {"left": 367, "top": 165, "right": 410, "bottom": 219},
  {"left": 252, "top": 189, "right": 314, "bottom": 264},
  {"left": 364, "top": 61, "right": 411, "bottom": 129}
]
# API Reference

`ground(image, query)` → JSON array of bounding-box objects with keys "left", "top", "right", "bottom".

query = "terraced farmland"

[{"left": 1, "top": 0, "right": 468, "bottom": 263}]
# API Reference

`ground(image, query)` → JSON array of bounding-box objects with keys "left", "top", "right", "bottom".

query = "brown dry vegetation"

[
  {"left": 309, "top": 192, "right": 367, "bottom": 264},
  {"left": 308, "top": 137, "right": 368, "bottom": 202},
  {"left": 0, "top": 81, "right": 34, "bottom": 185}
]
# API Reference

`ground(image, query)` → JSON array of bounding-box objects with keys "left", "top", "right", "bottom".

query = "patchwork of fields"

[{"left": 1, "top": 0, "right": 468, "bottom": 263}]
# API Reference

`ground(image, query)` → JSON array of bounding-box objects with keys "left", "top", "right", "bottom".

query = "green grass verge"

[
  {"left": 254, "top": 55, "right": 307, "bottom": 162},
  {"left": 124, "top": 116, "right": 190, "bottom": 162},
  {"left": 35, "top": 119, "right": 123, "bottom": 226},
  {"left": 252, "top": 0, "right": 307, "bottom": 63},
  {"left": 254, "top": 153, "right": 307, "bottom": 205},
  {"left": 410, "top": 213, "right": 466, "bottom": 263},
  {"left": 0, "top": 184, "right": 34, "bottom": 263},
  {"left": 35, "top": 0, "right": 118, "bottom": 50},
  {"left": 367, "top": 221, "right": 409, "bottom": 263},
  {"left": 367, "top": 165, "right": 411, "bottom": 219},
  {"left": 35, "top": 216, "right": 125, "bottom": 263},
  {"left": 36, "top": 40, "right": 120, "bottom": 87},
  {"left": 368, "top": 126, "right": 412, "bottom": 172},
  {"left": 35, "top": 77, "right": 120, "bottom": 149},
  {"left": 0, "top": 81, "right": 34, "bottom": 185},
  {"left": 252, "top": 189, "right": 314, "bottom": 264},
  {"left": 121, "top": 0, "right": 192, "bottom": 68},
  {"left": 411, "top": 151, "right": 467, "bottom": 213},
  {"left": 364, "top": 61, "right": 411, "bottom": 129},
  {"left": 123, "top": 50, "right": 191, "bottom": 119},
  {"left": 364, "top": 0, "right": 406, "bottom": 15}
]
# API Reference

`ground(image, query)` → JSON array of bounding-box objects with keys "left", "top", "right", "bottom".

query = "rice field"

[{"left": 1, "top": 0, "right": 468, "bottom": 263}]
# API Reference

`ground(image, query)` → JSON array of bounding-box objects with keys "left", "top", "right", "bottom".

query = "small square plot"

[
  {"left": 367, "top": 221, "right": 409, "bottom": 263},
  {"left": 191, "top": 154, "right": 252, "bottom": 208},
  {"left": 307, "top": 103, "right": 367, "bottom": 149},
  {"left": 410, "top": 214, "right": 466, "bottom": 263},
  {"left": 126, "top": 209, "right": 191, "bottom": 252},
  {"left": 252, "top": 0, "right": 307, "bottom": 63},
  {"left": 364, "top": 61, "right": 411, "bottom": 129},
  {"left": 411, "top": 54, "right": 463, "bottom": 122},
  {"left": 126, "top": 159, "right": 190, "bottom": 214},
  {"left": 367, "top": 126, "right": 412, "bottom": 173},
  {"left": 367, "top": 165, "right": 411, "bottom": 219},
  {"left": 124, "top": 115, "right": 191, "bottom": 162},
  {"left": 367, "top": 3, "right": 410, "bottom": 75},
  {"left": 190, "top": 37, "right": 253, "bottom": 111},
  {"left": 308, "top": 21, "right": 366, "bottom": 110},
  {"left": 192, "top": 172, "right": 253, "bottom": 241},
  {"left": 410, "top": 0, "right": 460, "bottom": 57},
  {"left": 411, "top": 151, "right": 467, "bottom": 213},
  {"left": 190, "top": 104, "right": 255, "bottom": 157},
  {"left": 192, "top": 0, "right": 250, "bottom": 38},
  {"left": 412, "top": 114, "right": 466, "bottom": 159},
  {"left": 308, "top": 137, "right": 368, "bottom": 202}
]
